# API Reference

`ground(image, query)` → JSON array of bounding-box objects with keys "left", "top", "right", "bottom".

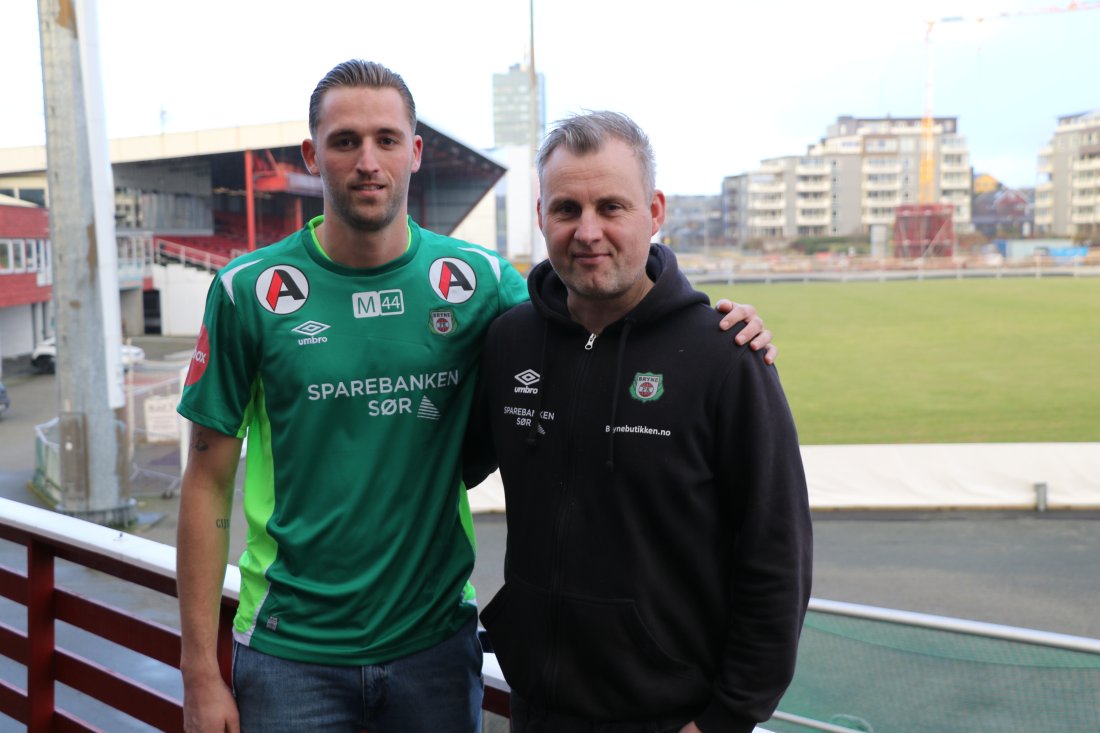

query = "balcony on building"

[
  {"left": 749, "top": 214, "right": 786, "bottom": 228},
  {"left": 861, "top": 208, "right": 896, "bottom": 225},
  {"left": 862, "top": 158, "right": 902, "bottom": 175},
  {"left": 1070, "top": 207, "right": 1098, "bottom": 225},
  {"left": 795, "top": 177, "right": 830, "bottom": 193},
  {"left": 796, "top": 211, "right": 830, "bottom": 226},
  {"left": 760, "top": 159, "right": 788, "bottom": 175},
  {"left": 940, "top": 136, "right": 968, "bottom": 152},
  {"left": 1071, "top": 175, "right": 1096, "bottom": 190},
  {"left": 795, "top": 158, "right": 828, "bottom": 175},
  {"left": 749, "top": 179, "right": 786, "bottom": 195},
  {"left": 1073, "top": 155, "right": 1100, "bottom": 173},
  {"left": 864, "top": 175, "right": 900, "bottom": 192}
]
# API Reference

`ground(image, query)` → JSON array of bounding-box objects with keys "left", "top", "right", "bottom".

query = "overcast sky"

[{"left": 1, "top": 0, "right": 1097, "bottom": 195}]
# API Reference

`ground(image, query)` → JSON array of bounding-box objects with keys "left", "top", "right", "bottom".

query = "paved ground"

[{"left": 1, "top": 336, "right": 1098, "bottom": 731}]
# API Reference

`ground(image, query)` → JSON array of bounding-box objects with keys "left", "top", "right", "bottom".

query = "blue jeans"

[{"left": 232, "top": 618, "right": 483, "bottom": 733}]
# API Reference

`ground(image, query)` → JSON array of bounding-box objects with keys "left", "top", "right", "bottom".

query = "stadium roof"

[{"left": 0, "top": 118, "right": 505, "bottom": 236}]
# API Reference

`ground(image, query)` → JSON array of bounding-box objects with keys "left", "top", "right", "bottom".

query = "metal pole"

[
  {"left": 528, "top": 0, "right": 543, "bottom": 267},
  {"left": 37, "top": 0, "right": 133, "bottom": 525},
  {"left": 245, "top": 149, "right": 256, "bottom": 251}
]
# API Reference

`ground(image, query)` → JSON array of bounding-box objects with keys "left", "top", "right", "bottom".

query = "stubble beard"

[{"left": 327, "top": 175, "right": 408, "bottom": 233}]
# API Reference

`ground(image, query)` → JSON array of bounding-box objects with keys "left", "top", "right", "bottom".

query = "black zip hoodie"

[{"left": 466, "top": 244, "right": 812, "bottom": 732}]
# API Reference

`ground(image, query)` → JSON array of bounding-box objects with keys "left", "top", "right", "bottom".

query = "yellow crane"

[
  {"left": 897, "top": 1, "right": 1100, "bottom": 257},
  {"left": 919, "top": 0, "right": 1100, "bottom": 204}
]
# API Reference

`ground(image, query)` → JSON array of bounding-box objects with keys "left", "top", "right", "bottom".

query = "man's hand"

[
  {"left": 715, "top": 299, "right": 777, "bottom": 365},
  {"left": 678, "top": 722, "right": 703, "bottom": 733},
  {"left": 182, "top": 671, "right": 239, "bottom": 732}
]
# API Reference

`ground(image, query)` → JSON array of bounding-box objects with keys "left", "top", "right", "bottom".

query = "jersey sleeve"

[
  {"left": 177, "top": 265, "right": 260, "bottom": 438},
  {"left": 498, "top": 259, "right": 529, "bottom": 312}
]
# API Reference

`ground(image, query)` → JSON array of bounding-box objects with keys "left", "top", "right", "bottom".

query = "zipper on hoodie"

[{"left": 544, "top": 329, "right": 598, "bottom": 707}]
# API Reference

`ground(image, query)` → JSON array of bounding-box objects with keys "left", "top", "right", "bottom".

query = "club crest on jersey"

[
  {"left": 630, "top": 373, "right": 664, "bottom": 402},
  {"left": 429, "top": 309, "right": 456, "bottom": 335},
  {"left": 256, "top": 265, "right": 309, "bottom": 314},
  {"left": 429, "top": 257, "right": 477, "bottom": 304}
]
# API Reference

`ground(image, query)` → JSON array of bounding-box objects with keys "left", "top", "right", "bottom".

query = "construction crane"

[{"left": 896, "top": 0, "right": 1100, "bottom": 257}]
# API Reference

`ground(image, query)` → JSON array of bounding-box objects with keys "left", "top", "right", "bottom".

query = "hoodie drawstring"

[
  {"left": 605, "top": 319, "right": 633, "bottom": 473},
  {"left": 525, "top": 319, "right": 550, "bottom": 447}
]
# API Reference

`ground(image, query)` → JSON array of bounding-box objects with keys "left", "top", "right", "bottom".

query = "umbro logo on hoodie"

[{"left": 514, "top": 369, "right": 540, "bottom": 394}]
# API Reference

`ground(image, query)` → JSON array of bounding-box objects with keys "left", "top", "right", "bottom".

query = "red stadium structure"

[{"left": 893, "top": 203, "right": 955, "bottom": 258}]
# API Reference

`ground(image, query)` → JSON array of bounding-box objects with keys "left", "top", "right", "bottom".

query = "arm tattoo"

[
  {"left": 215, "top": 518, "right": 230, "bottom": 529},
  {"left": 191, "top": 428, "right": 210, "bottom": 452}
]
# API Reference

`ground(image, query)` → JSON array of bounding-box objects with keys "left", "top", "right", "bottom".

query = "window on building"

[
  {"left": 11, "top": 239, "right": 25, "bottom": 271},
  {"left": 20, "top": 189, "right": 46, "bottom": 207}
]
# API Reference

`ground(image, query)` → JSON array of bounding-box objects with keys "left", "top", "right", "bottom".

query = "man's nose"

[
  {"left": 356, "top": 143, "right": 380, "bottom": 173},
  {"left": 574, "top": 209, "right": 602, "bottom": 244}
]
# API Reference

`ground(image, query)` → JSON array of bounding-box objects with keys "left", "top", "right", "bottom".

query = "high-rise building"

[
  {"left": 1034, "top": 110, "right": 1100, "bottom": 241},
  {"left": 492, "top": 63, "right": 545, "bottom": 148}
]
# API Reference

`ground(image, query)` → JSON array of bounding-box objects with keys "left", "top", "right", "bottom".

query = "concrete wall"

[{"left": 151, "top": 264, "right": 212, "bottom": 337}]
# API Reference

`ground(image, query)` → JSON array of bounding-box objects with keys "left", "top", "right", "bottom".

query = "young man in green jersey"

[{"left": 176, "top": 60, "right": 775, "bottom": 733}]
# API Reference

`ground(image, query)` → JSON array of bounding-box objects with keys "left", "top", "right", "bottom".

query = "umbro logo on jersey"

[
  {"left": 514, "top": 369, "right": 540, "bottom": 394},
  {"left": 429, "top": 257, "right": 477, "bottom": 304},
  {"left": 292, "top": 321, "right": 331, "bottom": 346},
  {"left": 256, "top": 265, "right": 309, "bottom": 315}
]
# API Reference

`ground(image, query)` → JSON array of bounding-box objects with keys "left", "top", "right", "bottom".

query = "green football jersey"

[{"left": 178, "top": 216, "right": 528, "bottom": 665}]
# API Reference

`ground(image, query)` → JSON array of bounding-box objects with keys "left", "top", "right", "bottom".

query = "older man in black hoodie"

[{"left": 465, "top": 111, "right": 813, "bottom": 733}]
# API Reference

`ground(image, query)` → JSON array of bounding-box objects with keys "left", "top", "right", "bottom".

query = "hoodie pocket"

[
  {"left": 552, "top": 594, "right": 708, "bottom": 718},
  {"left": 484, "top": 580, "right": 709, "bottom": 719}
]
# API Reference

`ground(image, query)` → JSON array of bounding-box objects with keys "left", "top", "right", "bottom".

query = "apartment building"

[
  {"left": 732, "top": 115, "right": 972, "bottom": 245},
  {"left": 720, "top": 174, "right": 750, "bottom": 247},
  {"left": 662, "top": 194, "right": 723, "bottom": 250},
  {"left": 1034, "top": 109, "right": 1100, "bottom": 241}
]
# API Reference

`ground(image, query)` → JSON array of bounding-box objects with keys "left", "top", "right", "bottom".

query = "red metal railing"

[{"left": 0, "top": 499, "right": 510, "bottom": 731}]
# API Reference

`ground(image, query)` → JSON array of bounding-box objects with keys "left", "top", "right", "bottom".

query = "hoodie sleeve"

[{"left": 696, "top": 352, "right": 813, "bottom": 733}]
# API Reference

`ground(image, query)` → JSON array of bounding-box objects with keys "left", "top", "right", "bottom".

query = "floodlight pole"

[
  {"left": 528, "top": 0, "right": 543, "bottom": 267},
  {"left": 37, "top": 0, "right": 133, "bottom": 525}
]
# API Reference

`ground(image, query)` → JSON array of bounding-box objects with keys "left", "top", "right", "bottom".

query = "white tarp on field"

[{"left": 467, "top": 443, "right": 1100, "bottom": 512}]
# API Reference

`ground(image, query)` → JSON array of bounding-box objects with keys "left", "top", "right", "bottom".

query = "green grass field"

[{"left": 701, "top": 277, "right": 1100, "bottom": 444}]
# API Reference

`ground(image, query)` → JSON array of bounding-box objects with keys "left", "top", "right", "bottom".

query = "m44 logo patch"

[
  {"left": 629, "top": 373, "right": 664, "bottom": 402},
  {"left": 353, "top": 289, "right": 404, "bottom": 318}
]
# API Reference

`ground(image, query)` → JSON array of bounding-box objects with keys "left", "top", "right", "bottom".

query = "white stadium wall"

[{"left": 468, "top": 443, "right": 1100, "bottom": 512}]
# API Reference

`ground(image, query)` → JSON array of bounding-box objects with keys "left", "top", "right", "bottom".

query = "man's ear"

[
  {"left": 410, "top": 134, "right": 423, "bottom": 174},
  {"left": 650, "top": 190, "right": 666, "bottom": 236},
  {"left": 302, "top": 138, "right": 319, "bottom": 175},
  {"left": 536, "top": 197, "right": 544, "bottom": 230}
]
